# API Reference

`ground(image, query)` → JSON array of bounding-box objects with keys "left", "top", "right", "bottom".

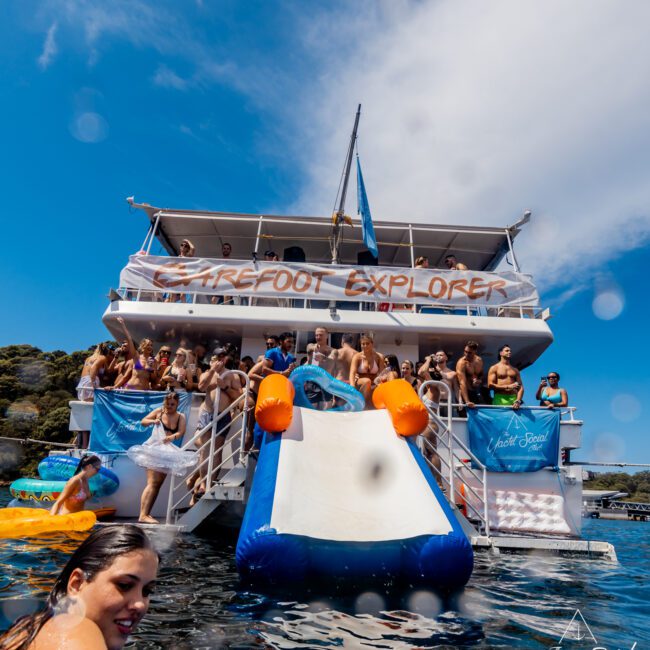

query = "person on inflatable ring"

[{"left": 50, "top": 455, "right": 101, "bottom": 516}]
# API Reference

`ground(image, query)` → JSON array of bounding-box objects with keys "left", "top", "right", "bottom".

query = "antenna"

[{"left": 329, "top": 104, "right": 361, "bottom": 264}]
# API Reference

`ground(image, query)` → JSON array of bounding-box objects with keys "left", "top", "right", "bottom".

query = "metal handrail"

[
  {"left": 165, "top": 370, "right": 250, "bottom": 524},
  {"left": 418, "top": 380, "right": 491, "bottom": 537},
  {"left": 116, "top": 285, "right": 540, "bottom": 319}
]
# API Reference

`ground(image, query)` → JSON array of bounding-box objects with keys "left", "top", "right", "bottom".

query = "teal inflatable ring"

[
  {"left": 38, "top": 456, "right": 119, "bottom": 497},
  {"left": 290, "top": 366, "right": 365, "bottom": 412}
]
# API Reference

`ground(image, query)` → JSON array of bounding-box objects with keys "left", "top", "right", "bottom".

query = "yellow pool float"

[{"left": 0, "top": 509, "right": 97, "bottom": 538}]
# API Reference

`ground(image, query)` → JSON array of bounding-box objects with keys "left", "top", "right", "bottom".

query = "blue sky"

[{"left": 1, "top": 1, "right": 649, "bottom": 466}]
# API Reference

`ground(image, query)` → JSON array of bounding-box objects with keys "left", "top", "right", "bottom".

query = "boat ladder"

[
  {"left": 165, "top": 370, "right": 253, "bottom": 532},
  {"left": 418, "top": 380, "right": 491, "bottom": 539}
]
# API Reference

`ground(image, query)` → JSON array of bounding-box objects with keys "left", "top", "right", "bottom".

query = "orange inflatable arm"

[
  {"left": 372, "top": 379, "right": 429, "bottom": 437},
  {"left": 255, "top": 374, "right": 295, "bottom": 432}
]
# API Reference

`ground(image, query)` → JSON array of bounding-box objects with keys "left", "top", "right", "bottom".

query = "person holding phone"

[{"left": 536, "top": 372, "right": 568, "bottom": 408}]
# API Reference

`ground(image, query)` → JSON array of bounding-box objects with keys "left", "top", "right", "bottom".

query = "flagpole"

[{"left": 330, "top": 104, "right": 361, "bottom": 264}]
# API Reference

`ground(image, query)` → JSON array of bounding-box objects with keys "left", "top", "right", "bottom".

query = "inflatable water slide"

[{"left": 236, "top": 367, "right": 473, "bottom": 590}]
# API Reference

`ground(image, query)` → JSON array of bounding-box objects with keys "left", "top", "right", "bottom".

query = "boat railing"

[
  {"left": 418, "top": 380, "right": 491, "bottom": 537},
  {"left": 165, "top": 370, "right": 251, "bottom": 525},
  {"left": 419, "top": 399, "right": 578, "bottom": 422},
  {"left": 114, "top": 286, "right": 542, "bottom": 320}
]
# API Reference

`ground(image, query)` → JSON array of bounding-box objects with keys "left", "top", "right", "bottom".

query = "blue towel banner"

[
  {"left": 89, "top": 390, "right": 192, "bottom": 452},
  {"left": 467, "top": 407, "right": 560, "bottom": 472}
]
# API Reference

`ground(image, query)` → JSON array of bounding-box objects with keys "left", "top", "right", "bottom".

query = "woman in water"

[
  {"left": 49, "top": 455, "right": 101, "bottom": 516},
  {"left": 138, "top": 392, "right": 186, "bottom": 524},
  {"left": 110, "top": 317, "right": 158, "bottom": 391},
  {"left": 160, "top": 348, "right": 193, "bottom": 392},
  {"left": 350, "top": 333, "right": 385, "bottom": 407},
  {"left": 535, "top": 372, "right": 568, "bottom": 408},
  {"left": 0, "top": 524, "right": 158, "bottom": 650}
]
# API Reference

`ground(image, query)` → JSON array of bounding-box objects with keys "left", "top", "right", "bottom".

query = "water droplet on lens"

[
  {"left": 592, "top": 288, "right": 624, "bottom": 320},
  {"left": 69, "top": 112, "right": 109, "bottom": 143},
  {"left": 406, "top": 590, "right": 442, "bottom": 618},
  {"left": 354, "top": 591, "right": 385, "bottom": 615}
]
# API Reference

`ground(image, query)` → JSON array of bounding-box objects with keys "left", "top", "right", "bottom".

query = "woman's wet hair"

[
  {"left": 97, "top": 342, "right": 111, "bottom": 356},
  {"left": 549, "top": 372, "right": 560, "bottom": 380},
  {"left": 73, "top": 454, "right": 101, "bottom": 476},
  {"left": 0, "top": 525, "right": 158, "bottom": 650},
  {"left": 360, "top": 332, "right": 374, "bottom": 343}
]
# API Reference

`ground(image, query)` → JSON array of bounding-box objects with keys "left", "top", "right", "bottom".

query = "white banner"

[{"left": 120, "top": 255, "right": 539, "bottom": 307}]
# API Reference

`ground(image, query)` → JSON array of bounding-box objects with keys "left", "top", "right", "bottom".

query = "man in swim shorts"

[
  {"left": 487, "top": 344, "right": 524, "bottom": 409},
  {"left": 190, "top": 349, "right": 243, "bottom": 498}
]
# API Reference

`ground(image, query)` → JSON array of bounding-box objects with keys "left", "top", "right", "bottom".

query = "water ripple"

[{"left": 0, "top": 489, "right": 648, "bottom": 648}]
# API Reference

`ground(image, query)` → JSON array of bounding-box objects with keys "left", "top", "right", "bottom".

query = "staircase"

[
  {"left": 418, "top": 380, "right": 491, "bottom": 539},
  {"left": 165, "top": 370, "right": 252, "bottom": 532}
]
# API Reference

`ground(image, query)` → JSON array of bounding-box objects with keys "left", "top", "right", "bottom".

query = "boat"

[
  {"left": 8, "top": 110, "right": 617, "bottom": 577},
  {"left": 13, "top": 192, "right": 607, "bottom": 563}
]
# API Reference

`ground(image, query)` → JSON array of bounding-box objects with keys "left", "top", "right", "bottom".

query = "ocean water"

[{"left": 0, "top": 487, "right": 648, "bottom": 649}]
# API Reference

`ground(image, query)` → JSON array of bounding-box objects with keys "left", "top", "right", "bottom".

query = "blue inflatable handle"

[
  {"left": 289, "top": 365, "right": 365, "bottom": 412},
  {"left": 37, "top": 456, "right": 119, "bottom": 496}
]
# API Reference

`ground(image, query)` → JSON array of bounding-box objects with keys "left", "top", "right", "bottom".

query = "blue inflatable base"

[
  {"left": 237, "top": 528, "right": 473, "bottom": 590},
  {"left": 236, "top": 427, "right": 474, "bottom": 591}
]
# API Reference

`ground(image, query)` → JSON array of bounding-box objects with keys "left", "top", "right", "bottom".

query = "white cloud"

[
  {"left": 37, "top": 21, "right": 58, "bottom": 69},
  {"left": 152, "top": 64, "right": 189, "bottom": 90},
  {"left": 287, "top": 0, "right": 650, "bottom": 292}
]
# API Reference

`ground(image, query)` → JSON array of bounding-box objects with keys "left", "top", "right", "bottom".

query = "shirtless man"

[
  {"left": 487, "top": 344, "right": 524, "bottom": 409},
  {"left": 332, "top": 333, "right": 356, "bottom": 383},
  {"left": 305, "top": 327, "right": 335, "bottom": 409},
  {"left": 306, "top": 327, "right": 334, "bottom": 372},
  {"left": 456, "top": 340, "right": 484, "bottom": 409},
  {"left": 189, "top": 349, "right": 242, "bottom": 498},
  {"left": 418, "top": 350, "right": 459, "bottom": 414},
  {"left": 444, "top": 254, "right": 468, "bottom": 271}
]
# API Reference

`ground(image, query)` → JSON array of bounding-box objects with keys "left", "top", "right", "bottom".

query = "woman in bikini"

[
  {"left": 50, "top": 455, "right": 102, "bottom": 516},
  {"left": 138, "top": 392, "right": 186, "bottom": 524},
  {"left": 350, "top": 333, "right": 385, "bottom": 407},
  {"left": 536, "top": 372, "right": 568, "bottom": 408},
  {"left": 160, "top": 348, "right": 193, "bottom": 392},
  {"left": 110, "top": 317, "right": 158, "bottom": 391}
]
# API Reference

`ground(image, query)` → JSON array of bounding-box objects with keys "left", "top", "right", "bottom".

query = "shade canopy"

[{"left": 133, "top": 201, "right": 526, "bottom": 272}]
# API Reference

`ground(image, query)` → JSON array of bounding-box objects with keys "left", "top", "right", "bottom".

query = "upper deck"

[{"left": 103, "top": 201, "right": 552, "bottom": 367}]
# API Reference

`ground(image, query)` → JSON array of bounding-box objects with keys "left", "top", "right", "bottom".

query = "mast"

[{"left": 330, "top": 104, "right": 361, "bottom": 264}]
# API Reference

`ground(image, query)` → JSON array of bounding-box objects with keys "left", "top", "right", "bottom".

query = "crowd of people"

[
  {"left": 77, "top": 320, "right": 569, "bottom": 419},
  {"left": 74, "top": 323, "right": 569, "bottom": 521}
]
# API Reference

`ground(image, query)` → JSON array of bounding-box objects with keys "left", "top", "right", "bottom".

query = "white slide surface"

[{"left": 269, "top": 407, "right": 452, "bottom": 542}]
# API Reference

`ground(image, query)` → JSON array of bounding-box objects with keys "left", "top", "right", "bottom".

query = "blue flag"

[
  {"left": 467, "top": 407, "right": 560, "bottom": 472},
  {"left": 356, "top": 157, "right": 379, "bottom": 259},
  {"left": 89, "top": 390, "right": 192, "bottom": 452}
]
